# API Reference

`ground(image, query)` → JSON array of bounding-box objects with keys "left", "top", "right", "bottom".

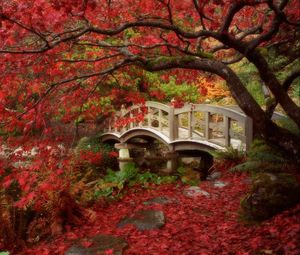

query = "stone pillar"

[
  {"left": 199, "top": 153, "right": 213, "bottom": 180},
  {"left": 115, "top": 143, "right": 134, "bottom": 171},
  {"left": 164, "top": 152, "right": 179, "bottom": 174}
]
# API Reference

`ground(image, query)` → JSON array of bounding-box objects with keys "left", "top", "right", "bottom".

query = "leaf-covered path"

[{"left": 23, "top": 172, "right": 300, "bottom": 255}]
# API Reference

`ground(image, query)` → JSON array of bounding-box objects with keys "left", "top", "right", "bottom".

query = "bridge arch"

[{"left": 119, "top": 128, "right": 170, "bottom": 146}]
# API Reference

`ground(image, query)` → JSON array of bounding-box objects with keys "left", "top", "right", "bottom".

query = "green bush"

[
  {"left": 94, "top": 163, "right": 177, "bottom": 199},
  {"left": 176, "top": 165, "right": 200, "bottom": 186}
]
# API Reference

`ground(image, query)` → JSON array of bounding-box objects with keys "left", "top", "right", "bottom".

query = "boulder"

[
  {"left": 118, "top": 209, "right": 165, "bottom": 230},
  {"left": 183, "top": 186, "right": 210, "bottom": 198},
  {"left": 143, "top": 196, "right": 177, "bottom": 205},
  {"left": 65, "top": 234, "right": 128, "bottom": 255},
  {"left": 207, "top": 171, "right": 222, "bottom": 181},
  {"left": 240, "top": 172, "right": 300, "bottom": 221},
  {"left": 213, "top": 181, "right": 228, "bottom": 188}
]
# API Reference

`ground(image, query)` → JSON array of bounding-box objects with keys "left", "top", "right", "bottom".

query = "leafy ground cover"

[{"left": 20, "top": 170, "right": 300, "bottom": 255}]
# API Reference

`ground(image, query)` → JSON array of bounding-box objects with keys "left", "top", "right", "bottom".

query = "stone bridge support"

[
  {"left": 115, "top": 143, "right": 134, "bottom": 171},
  {"left": 115, "top": 142, "right": 180, "bottom": 173}
]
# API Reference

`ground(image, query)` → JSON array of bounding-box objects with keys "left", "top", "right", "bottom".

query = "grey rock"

[
  {"left": 213, "top": 181, "right": 228, "bottom": 188},
  {"left": 65, "top": 246, "right": 87, "bottom": 255},
  {"left": 143, "top": 196, "right": 177, "bottom": 205},
  {"left": 207, "top": 171, "right": 222, "bottom": 181},
  {"left": 241, "top": 172, "right": 300, "bottom": 221},
  {"left": 183, "top": 186, "right": 210, "bottom": 198},
  {"left": 65, "top": 234, "right": 128, "bottom": 255},
  {"left": 118, "top": 209, "right": 165, "bottom": 230}
]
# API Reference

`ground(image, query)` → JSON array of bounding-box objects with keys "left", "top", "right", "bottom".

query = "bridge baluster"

[
  {"left": 158, "top": 109, "right": 163, "bottom": 131},
  {"left": 204, "top": 112, "right": 211, "bottom": 140},
  {"left": 169, "top": 106, "right": 175, "bottom": 141}
]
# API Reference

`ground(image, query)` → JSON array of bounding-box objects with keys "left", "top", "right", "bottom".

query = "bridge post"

[
  {"left": 188, "top": 104, "right": 194, "bottom": 139},
  {"left": 115, "top": 143, "right": 134, "bottom": 171},
  {"left": 159, "top": 109, "right": 163, "bottom": 131},
  {"left": 120, "top": 105, "right": 126, "bottom": 132},
  {"left": 165, "top": 151, "right": 179, "bottom": 174},
  {"left": 169, "top": 106, "right": 175, "bottom": 141},
  {"left": 204, "top": 112, "right": 212, "bottom": 140}
]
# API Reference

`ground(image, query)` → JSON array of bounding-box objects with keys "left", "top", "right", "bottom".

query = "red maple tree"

[
  {"left": 0, "top": 0, "right": 299, "bottom": 159},
  {"left": 0, "top": 0, "right": 300, "bottom": 253}
]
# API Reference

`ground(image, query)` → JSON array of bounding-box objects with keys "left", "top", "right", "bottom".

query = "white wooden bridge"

[
  {"left": 101, "top": 101, "right": 285, "bottom": 172},
  {"left": 101, "top": 101, "right": 257, "bottom": 152}
]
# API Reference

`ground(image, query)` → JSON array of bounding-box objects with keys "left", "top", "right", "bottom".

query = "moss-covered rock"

[{"left": 240, "top": 172, "right": 300, "bottom": 221}]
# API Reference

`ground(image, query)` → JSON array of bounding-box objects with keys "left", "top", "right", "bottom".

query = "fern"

[
  {"left": 211, "top": 146, "right": 245, "bottom": 162},
  {"left": 230, "top": 139, "right": 288, "bottom": 174}
]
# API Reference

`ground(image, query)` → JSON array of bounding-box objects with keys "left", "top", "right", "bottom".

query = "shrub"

[
  {"left": 230, "top": 139, "right": 288, "bottom": 174},
  {"left": 94, "top": 163, "right": 177, "bottom": 199},
  {"left": 176, "top": 164, "right": 200, "bottom": 186},
  {"left": 0, "top": 143, "right": 95, "bottom": 252}
]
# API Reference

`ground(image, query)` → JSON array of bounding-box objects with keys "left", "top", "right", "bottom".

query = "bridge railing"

[
  {"left": 105, "top": 101, "right": 171, "bottom": 134},
  {"left": 104, "top": 101, "right": 253, "bottom": 150},
  {"left": 172, "top": 104, "right": 253, "bottom": 150}
]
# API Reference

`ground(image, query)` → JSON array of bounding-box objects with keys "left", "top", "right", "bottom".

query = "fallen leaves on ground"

[{"left": 21, "top": 172, "right": 300, "bottom": 255}]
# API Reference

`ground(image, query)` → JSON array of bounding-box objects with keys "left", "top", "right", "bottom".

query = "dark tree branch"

[
  {"left": 222, "top": 54, "right": 244, "bottom": 65},
  {"left": 247, "top": 0, "right": 291, "bottom": 50},
  {"left": 58, "top": 53, "right": 122, "bottom": 63},
  {"left": 268, "top": 0, "right": 300, "bottom": 26},
  {"left": 265, "top": 69, "right": 300, "bottom": 118},
  {"left": 219, "top": 2, "right": 244, "bottom": 34},
  {"left": 283, "top": 69, "right": 300, "bottom": 91}
]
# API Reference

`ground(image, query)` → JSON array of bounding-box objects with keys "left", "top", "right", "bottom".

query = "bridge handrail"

[
  {"left": 120, "top": 101, "right": 171, "bottom": 118},
  {"left": 104, "top": 101, "right": 253, "bottom": 150}
]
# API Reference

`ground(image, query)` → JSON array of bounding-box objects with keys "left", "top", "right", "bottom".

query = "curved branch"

[
  {"left": 268, "top": 0, "right": 300, "bottom": 27},
  {"left": 283, "top": 69, "right": 300, "bottom": 90},
  {"left": 265, "top": 69, "right": 300, "bottom": 118},
  {"left": 247, "top": 0, "right": 291, "bottom": 50},
  {"left": 219, "top": 2, "right": 244, "bottom": 34},
  {"left": 247, "top": 50, "right": 300, "bottom": 126},
  {"left": 58, "top": 53, "right": 122, "bottom": 63},
  {"left": 222, "top": 54, "right": 244, "bottom": 65}
]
